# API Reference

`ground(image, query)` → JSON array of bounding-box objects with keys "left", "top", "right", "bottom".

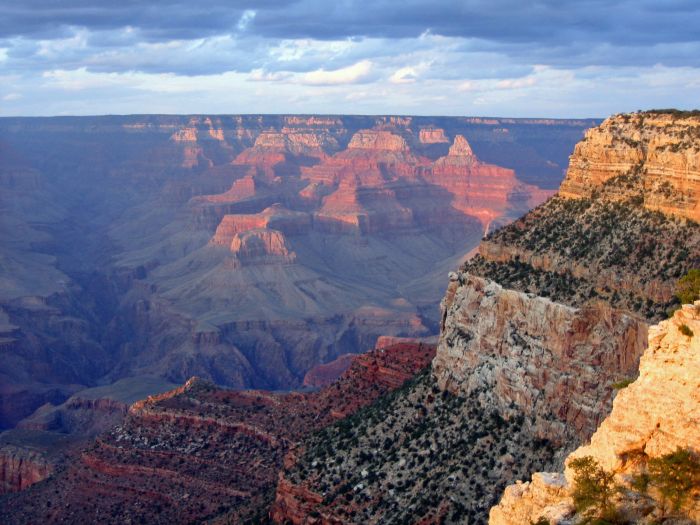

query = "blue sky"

[{"left": 1, "top": 0, "right": 699, "bottom": 117}]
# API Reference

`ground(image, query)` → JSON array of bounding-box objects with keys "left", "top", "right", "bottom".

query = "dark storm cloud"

[
  {"left": 1, "top": 0, "right": 699, "bottom": 57},
  {"left": 0, "top": 0, "right": 700, "bottom": 79}
]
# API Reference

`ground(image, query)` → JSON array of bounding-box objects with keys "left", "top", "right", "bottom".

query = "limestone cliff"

[
  {"left": 560, "top": 111, "right": 700, "bottom": 222},
  {"left": 432, "top": 273, "right": 648, "bottom": 448},
  {"left": 489, "top": 301, "right": 700, "bottom": 524},
  {"left": 0, "top": 445, "right": 52, "bottom": 494},
  {"left": 466, "top": 112, "right": 700, "bottom": 321}
]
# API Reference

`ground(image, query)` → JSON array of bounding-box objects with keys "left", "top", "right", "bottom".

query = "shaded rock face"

[
  {"left": 490, "top": 302, "right": 700, "bottom": 524},
  {"left": 560, "top": 112, "right": 700, "bottom": 221},
  {"left": 432, "top": 274, "right": 648, "bottom": 448},
  {"left": 0, "top": 445, "right": 52, "bottom": 494},
  {"left": 0, "top": 114, "right": 592, "bottom": 428},
  {"left": 0, "top": 342, "right": 436, "bottom": 524}
]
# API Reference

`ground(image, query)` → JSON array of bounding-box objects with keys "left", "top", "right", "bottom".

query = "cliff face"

[
  {"left": 560, "top": 112, "right": 700, "bottom": 222},
  {"left": 432, "top": 273, "right": 648, "bottom": 447},
  {"left": 465, "top": 114, "right": 700, "bottom": 321},
  {"left": 268, "top": 112, "right": 697, "bottom": 525},
  {"left": 490, "top": 301, "right": 700, "bottom": 524},
  {"left": 0, "top": 445, "right": 52, "bottom": 494}
]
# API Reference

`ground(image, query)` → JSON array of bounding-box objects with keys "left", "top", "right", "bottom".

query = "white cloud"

[
  {"left": 496, "top": 76, "right": 537, "bottom": 90},
  {"left": 2, "top": 93, "right": 21, "bottom": 101},
  {"left": 301, "top": 60, "right": 373, "bottom": 85},
  {"left": 390, "top": 66, "right": 419, "bottom": 84},
  {"left": 237, "top": 10, "right": 256, "bottom": 31},
  {"left": 248, "top": 69, "right": 292, "bottom": 82}
]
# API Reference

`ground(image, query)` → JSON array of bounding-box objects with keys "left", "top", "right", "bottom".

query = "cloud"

[
  {"left": 0, "top": 1, "right": 699, "bottom": 116},
  {"left": 301, "top": 60, "right": 373, "bottom": 85},
  {"left": 389, "top": 66, "right": 419, "bottom": 84},
  {"left": 496, "top": 76, "right": 537, "bottom": 89}
]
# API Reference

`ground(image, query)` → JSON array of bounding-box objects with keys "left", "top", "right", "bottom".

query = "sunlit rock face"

[
  {"left": 560, "top": 112, "right": 700, "bottom": 221},
  {"left": 432, "top": 273, "right": 648, "bottom": 448},
  {"left": 490, "top": 302, "right": 700, "bottom": 525}
]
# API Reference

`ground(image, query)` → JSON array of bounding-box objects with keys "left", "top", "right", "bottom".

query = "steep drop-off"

[{"left": 490, "top": 301, "right": 700, "bottom": 524}]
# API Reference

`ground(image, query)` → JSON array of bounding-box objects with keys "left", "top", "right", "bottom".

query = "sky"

[{"left": 0, "top": 0, "right": 699, "bottom": 118}]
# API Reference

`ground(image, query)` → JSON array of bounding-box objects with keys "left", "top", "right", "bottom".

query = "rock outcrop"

[
  {"left": 560, "top": 111, "right": 700, "bottom": 222},
  {"left": 490, "top": 301, "right": 700, "bottom": 524},
  {"left": 433, "top": 273, "right": 648, "bottom": 447},
  {"left": 0, "top": 445, "right": 52, "bottom": 494}
]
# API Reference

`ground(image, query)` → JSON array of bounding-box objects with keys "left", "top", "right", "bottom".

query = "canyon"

[
  {"left": 269, "top": 111, "right": 700, "bottom": 524},
  {"left": 0, "top": 114, "right": 591, "bottom": 433},
  {"left": 4, "top": 110, "right": 699, "bottom": 524}
]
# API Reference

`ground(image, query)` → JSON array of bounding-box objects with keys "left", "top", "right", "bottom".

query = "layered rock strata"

[
  {"left": 432, "top": 273, "right": 648, "bottom": 447},
  {"left": 560, "top": 112, "right": 700, "bottom": 222},
  {"left": 490, "top": 301, "right": 700, "bottom": 524},
  {"left": 0, "top": 342, "right": 435, "bottom": 523}
]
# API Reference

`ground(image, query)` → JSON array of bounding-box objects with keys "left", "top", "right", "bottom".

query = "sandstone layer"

[{"left": 560, "top": 112, "right": 700, "bottom": 221}]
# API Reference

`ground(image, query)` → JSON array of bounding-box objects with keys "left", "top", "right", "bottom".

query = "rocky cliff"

[
  {"left": 0, "top": 444, "right": 52, "bottom": 494},
  {"left": 560, "top": 112, "right": 700, "bottom": 222},
  {"left": 432, "top": 273, "right": 648, "bottom": 447},
  {"left": 465, "top": 113, "right": 700, "bottom": 321},
  {"left": 270, "top": 111, "right": 700, "bottom": 525},
  {"left": 490, "top": 301, "right": 700, "bottom": 524}
]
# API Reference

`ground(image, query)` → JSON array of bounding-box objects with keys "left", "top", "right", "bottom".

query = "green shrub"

[
  {"left": 679, "top": 324, "right": 694, "bottom": 337},
  {"left": 646, "top": 448, "right": 700, "bottom": 514},
  {"left": 569, "top": 456, "right": 618, "bottom": 518},
  {"left": 611, "top": 378, "right": 634, "bottom": 390},
  {"left": 675, "top": 269, "right": 700, "bottom": 305}
]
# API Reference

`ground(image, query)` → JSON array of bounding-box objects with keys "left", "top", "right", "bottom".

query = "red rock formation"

[
  {"left": 228, "top": 229, "right": 296, "bottom": 265},
  {"left": 302, "top": 354, "right": 355, "bottom": 388},
  {"left": 211, "top": 204, "right": 312, "bottom": 246},
  {"left": 419, "top": 127, "right": 449, "bottom": 144},
  {"left": 0, "top": 342, "right": 436, "bottom": 524},
  {"left": 0, "top": 445, "right": 52, "bottom": 494},
  {"left": 560, "top": 112, "right": 700, "bottom": 221}
]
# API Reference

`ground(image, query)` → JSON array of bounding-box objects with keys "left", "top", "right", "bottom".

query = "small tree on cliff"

[
  {"left": 675, "top": 268, "right": 700, "bottom": 305},
  {"left": 569, "top": 456, "right": 618, "bottom": 520},
  {"left": 646, "top": 448, "right": 700, "bottom": 516}
]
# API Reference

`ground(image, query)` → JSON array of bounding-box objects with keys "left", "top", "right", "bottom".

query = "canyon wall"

[
  {"left": 560, "top": 112, "right": 700, "bottom": 222},
  {"left": 432, "top": 273, "right": 648, "bottom": 447},
  {"left": 490, "top": 301, "right": 700, "bottom": 524},
  {"left": 0, "top": 113, "right": 592, "bottom": 428}
]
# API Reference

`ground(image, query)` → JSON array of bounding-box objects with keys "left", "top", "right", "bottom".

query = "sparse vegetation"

[
  {"left": 676, "top": 268, "right": 700, "bottom": 305},
  {"left": 568, "top": 449, "right": 700, "bottom": 523},
  {"left": 287, "top": 372, "right": 557, "bottom": 524},
  {"left": 569, "top": 456, "right": 618, "bottom": 521},
  {"left": 611, "top": 378, "right": 635, "bottom": 390},
  {"left": 643, "top": 448, "right": 700, "bottom": 516},
  {"left": 678, "top": 323, "right": 694, "bottom": 337},
  {"left": 468, "top": 190, "right": 700, "bottom": 321}
]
